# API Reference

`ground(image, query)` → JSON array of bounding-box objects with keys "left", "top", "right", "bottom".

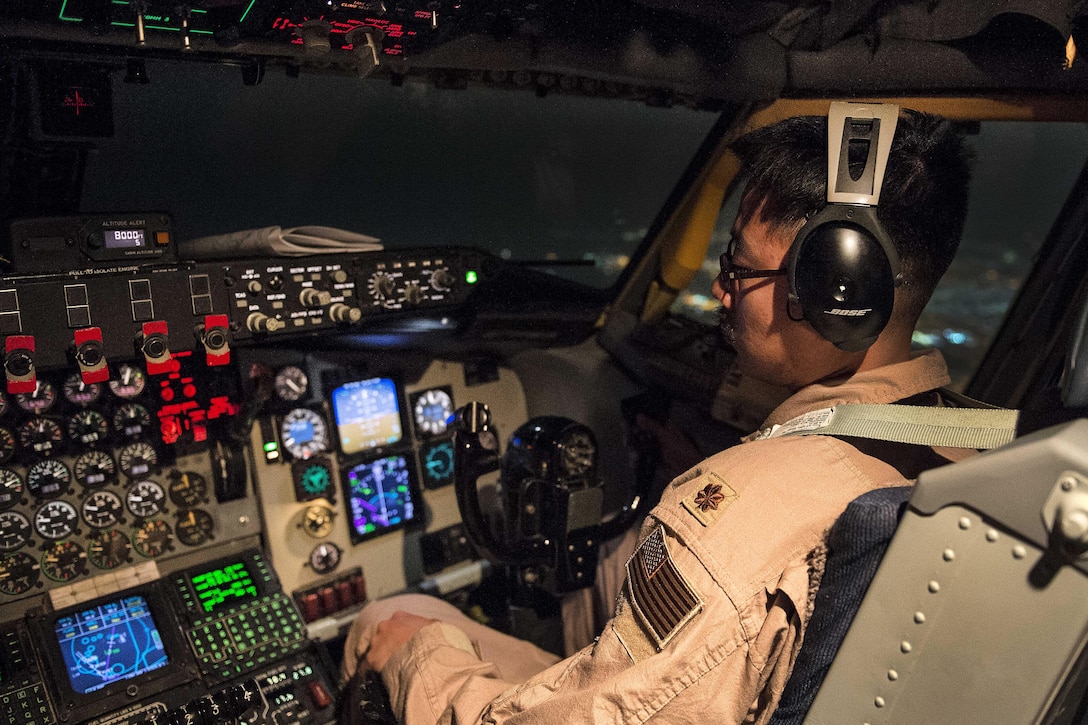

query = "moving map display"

[{"left": 54, "top": 595, "right": 169, "bottom": 695}]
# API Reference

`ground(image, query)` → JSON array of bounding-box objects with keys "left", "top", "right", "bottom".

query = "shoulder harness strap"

[{"left": 755, "top": 390, "right": 1019, "bottom": 450}]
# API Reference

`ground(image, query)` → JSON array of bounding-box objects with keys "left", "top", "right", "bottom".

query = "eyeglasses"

[{"left": 717, "top": 238, "right": 787, "bottom": 285}]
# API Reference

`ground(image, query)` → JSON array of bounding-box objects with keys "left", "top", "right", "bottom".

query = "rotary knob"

[
  {"left": 246, "top": 312, "right": 286, "bottom": 333},
  {"left": 430, "top": 268, "right": 456, "bottom": 291},
  {"left": 403, "top": 282, "right": 423, "bottom": 306},
  {"left": 369, "top": 272, "right": 396, "bottom": 299},
  {"left": 328, "top": 303, "right": 362, "bottom": 324},
  {"left": 299, "top": 288, "right": 332, "bottom": 308}
]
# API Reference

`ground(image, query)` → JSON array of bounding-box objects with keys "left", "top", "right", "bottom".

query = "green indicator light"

[
  {"left": 465, "top": 270, "right": 478, "bottom": 284},
  {"left": 263, "top": 441, "right": 279, "bottom": 452}
]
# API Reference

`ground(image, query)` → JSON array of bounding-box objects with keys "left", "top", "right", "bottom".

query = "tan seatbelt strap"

[{"left": 755, "top": 404, "right": 1019, "bottom": 449}]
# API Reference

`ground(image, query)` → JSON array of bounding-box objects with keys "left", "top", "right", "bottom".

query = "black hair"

[{"left": 730, "top": 110, "right": 973, "bottom": 321}]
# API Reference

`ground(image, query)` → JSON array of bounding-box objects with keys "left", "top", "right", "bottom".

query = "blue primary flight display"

[
  {"left": 54, "top": 594, "right": 170, "bottom": 694},
  {"left": 332, "top": 377, "right": 402, "bottom": 455}
]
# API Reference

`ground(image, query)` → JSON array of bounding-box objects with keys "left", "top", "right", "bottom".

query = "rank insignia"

[
  {"left": 681, "top": 472, "right": 738, "bottom": 527},
  {"left": 625, "top": 525, "right": 702, "bottom": 649}
]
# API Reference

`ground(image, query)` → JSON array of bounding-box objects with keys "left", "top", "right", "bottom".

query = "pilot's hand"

[
  {"left": 634, "top": 413, "right": 703, "bottom": 480},
  {"left": 365, "top": 611, "right": 438, "bottom": 672}
]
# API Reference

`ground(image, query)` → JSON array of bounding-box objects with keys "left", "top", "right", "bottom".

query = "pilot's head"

[{"left": 712, "top": 109, "right": 972, "bottom": 390}]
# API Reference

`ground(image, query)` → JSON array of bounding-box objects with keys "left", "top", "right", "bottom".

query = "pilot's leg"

[{"left": 341, "top": 593, "right": 561, "bottom": 685}]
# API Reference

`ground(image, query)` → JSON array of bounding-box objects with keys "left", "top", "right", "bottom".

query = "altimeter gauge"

[
  {"left": 281, "top": 408, "right": 328, "bottom": 460},
  {"left": 412, "top": 388, "right": 454, "bottom": 437}
]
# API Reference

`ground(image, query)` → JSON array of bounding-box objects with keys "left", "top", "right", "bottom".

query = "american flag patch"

[{"left": 625, "top": 525, "right": 703, "bottom": 649}]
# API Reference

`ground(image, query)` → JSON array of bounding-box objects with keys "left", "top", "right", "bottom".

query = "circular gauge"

[
  {"left": 17, "top": 418, "right": 63, "bottom": 457},
  {"left": 0, "top": 392, "right": 7, "bottom": 418},
  {"left": 26, "top": 459, "right": 71, "bottom": 499},
  {"left": 302, "top": 505, "right": 335, "bottom": 538},
  {"left": 413, "top": 388, "right": 454, "bottom": 436},
  {"left": 126, "top": 480, "right": 166, "bottom": 518},
  {"left": 167, "top": 471, "right": 208, "bottom": 507},
  {"left": 294, "top": 460, "right": 333, "bottom": 501},
  {"left": 0, "top": 469, "right": 22, "bottom": 509},
  {"left": 13, "top": 380, "right": 57, "bottom": 414},
  {"left": 87, "top": 529, "right": 131, "bottom": 569},
  {"left": 280, "top": 408, "right": 328, "bottom": 460},
  {"left": 81, "top": 490, "right": 123, "bottom": 529},
  {"left": 74, "top": 451, "right": 117, "bottom": 488},
  {"left": 118, "top": 441, "right": 158, "bottom": 478},
  {"left": 421, "top": 440, "right": 455, "bottom": 489},
  {"left": 67, "top": 410, "right": 109, "bottom": 447},
  {"left": 175, "top": 509, "right": 214, "bottom": 546},
  {"left": 0, "top": 511, "right": 31, "bottom": 551},
  {"left": 133, "top": 520, "right": 172, "bottom": 558},
  {"left": 0, "top": 552, "right": 40, "bottom": 595},
  {"left": 0, "top": 426, "right": 14, "bottom": 464},
  {"left": 41, "top": 541, "right": 87, "bottom": 582},
  {"left": 309, "top": 542, "right": 342, "bottom": 575},
  {"left": 273, "top": 365, "right": 309, "bottom": 402},
  {"left": 109, "top": 363, "right": 146, "bottom": 399},
  {"left": 34, "top": 500, "right": 78, "bottom": 540},
  {"left": 113, "top": 403, "right": 152, "bottom": 439},
  {"left": 62, "top": 374, "right": 103, "bottom": 407},
  {"left": 558, "top": 428, "right": 596, "bottom": 477}
]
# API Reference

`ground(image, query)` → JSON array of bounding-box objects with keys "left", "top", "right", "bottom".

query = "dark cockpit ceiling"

[{"left": 2, "top": 1, "right": 1087, "bottom": 107}]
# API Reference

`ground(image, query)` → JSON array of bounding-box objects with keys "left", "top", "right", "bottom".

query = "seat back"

[{"left": 795, "top": 419, "right": 1088, "bottom": 724}]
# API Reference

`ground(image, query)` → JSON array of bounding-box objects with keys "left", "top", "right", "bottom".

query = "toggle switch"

[
  {"left": 4, "top": 335, "right": 36, "bottom": 394},
  {"left": 137, "top": 321, "right": 172, "bottom": 374},
  {"left": 73, "top": 327, "right": 109, "bottom": 383},
  {"left": 198, "top": 314, "right": 231, "bottom": 366}
]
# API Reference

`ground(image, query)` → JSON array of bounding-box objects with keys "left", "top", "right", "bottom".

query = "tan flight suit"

[{"left": 344, "top": 350, "right": 955, "bottom": 724}]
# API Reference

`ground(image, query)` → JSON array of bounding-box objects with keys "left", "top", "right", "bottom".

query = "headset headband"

[{"left": 826, "top": 102, "right": 900, "bottom": 206}]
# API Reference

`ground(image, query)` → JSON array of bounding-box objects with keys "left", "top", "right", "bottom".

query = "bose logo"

[{"left": 826, "top": 308, "right": 872, "bottom": 317}]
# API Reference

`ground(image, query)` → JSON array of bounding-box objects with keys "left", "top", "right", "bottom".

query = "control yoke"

[{"left": 452, "top": 403, "right": 606, "bottom": 594}]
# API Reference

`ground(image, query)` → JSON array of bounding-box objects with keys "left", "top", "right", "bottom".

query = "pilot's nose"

[{"left": 712, "top": 277, "right": 733, "bottom": 309}]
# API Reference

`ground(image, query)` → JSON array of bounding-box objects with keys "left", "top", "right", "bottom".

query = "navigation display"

[
  {"left": 54, "top": 595, "right": 169, "bottom": 695},
  {"left": 190, "top": 560, "right": 260, "bottom": 614},
  {"left": 332, "top": 377, "right": 403, "bottom": 455},
  {"left": 343, "top": 454, "right": 417, "bottom": 542}
]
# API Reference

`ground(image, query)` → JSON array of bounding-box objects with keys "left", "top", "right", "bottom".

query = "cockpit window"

[
  {"left": 675, "top": 121, "right": 1088, "bottom": 390},
  {"left": 80, "top": 60, "right": 717, "bottom": 289}
]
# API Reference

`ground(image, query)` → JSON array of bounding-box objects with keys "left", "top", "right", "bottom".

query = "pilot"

[{"left": 341, "top": 107, "right": 973, "bottom": 723}]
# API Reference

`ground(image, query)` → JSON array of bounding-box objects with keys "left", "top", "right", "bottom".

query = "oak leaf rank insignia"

[{"left": 681, "top": 472, "right": 738, "bottom": 527}]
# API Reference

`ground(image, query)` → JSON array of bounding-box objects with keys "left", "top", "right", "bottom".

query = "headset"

[{"left": 786, "top": 102, "right": 904, "bottom": 352}]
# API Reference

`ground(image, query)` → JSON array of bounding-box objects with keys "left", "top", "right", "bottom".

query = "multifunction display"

[
  {"left": 343, "top": 454, "right": 417, "bottom": 542},
  {"left": 53, "top": 594, "right": 169, "bottom": 695}
]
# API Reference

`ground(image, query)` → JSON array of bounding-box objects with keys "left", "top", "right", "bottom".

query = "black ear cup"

[{"left": 787, "top": 204, "right": 899, "bottom": 352}]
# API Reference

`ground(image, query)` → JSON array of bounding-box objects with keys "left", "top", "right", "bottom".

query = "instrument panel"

[
  {"left": 0, "top": 227, "right": 527, "bottom": 723},
  {"left": 245, "top": 348, "right": 528, "bottom": 618},
  {"left": 0, "top": 358, "right": 259, "bottom": 603}
]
